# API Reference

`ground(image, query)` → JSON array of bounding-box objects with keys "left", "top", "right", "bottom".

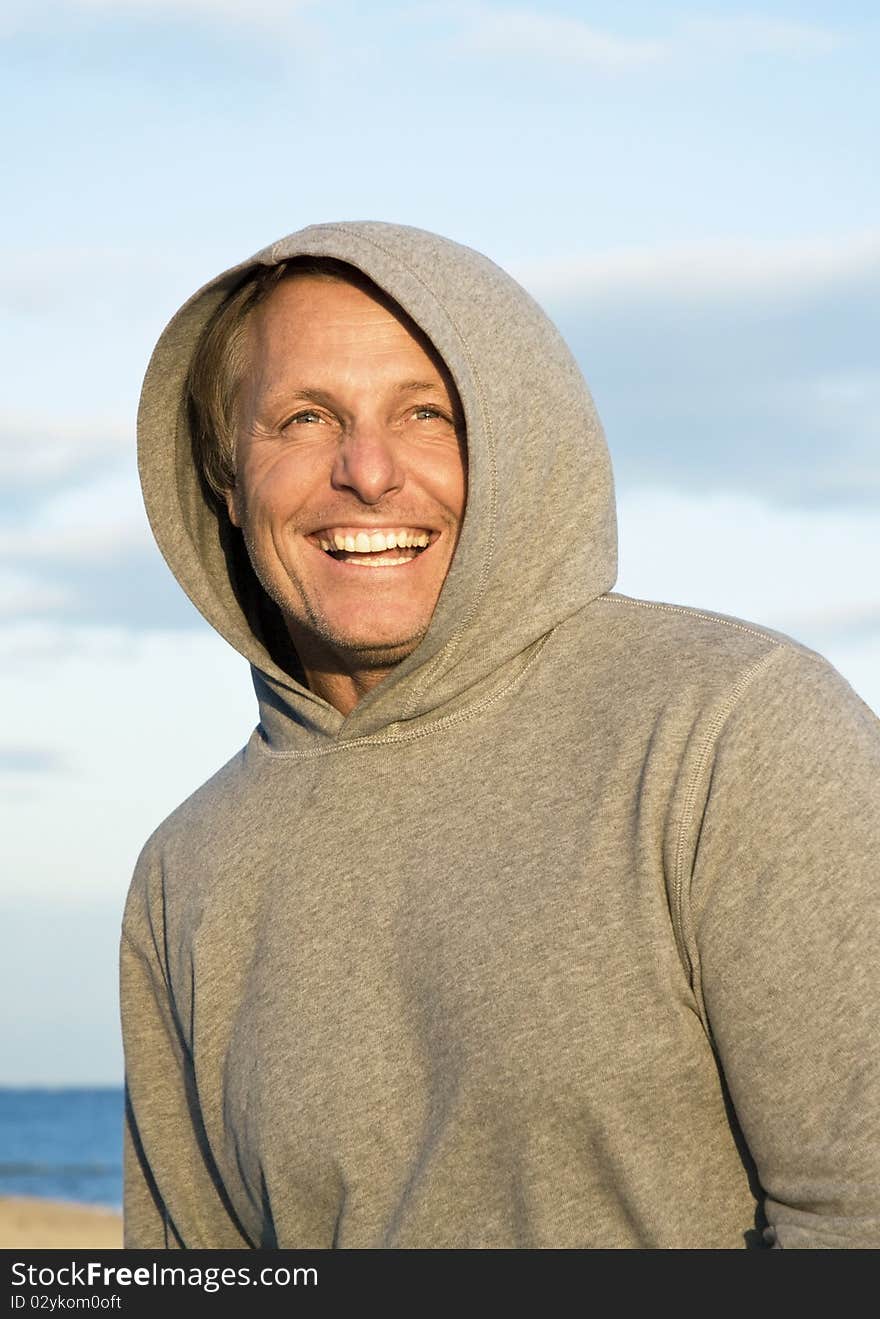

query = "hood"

[{"left": 138, "top": 221, "right": 617, "bottom": 746}]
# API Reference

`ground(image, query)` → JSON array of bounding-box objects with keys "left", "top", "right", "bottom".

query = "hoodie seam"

[
  {"left": 253, "top": 632, "right": 550, "bottom": 759},
  {"left": 671, "top": 643, "right": 789, "bottom": 1035},
  {"left": 597, "top": 593, "right": 786, "bottom": 643},
  {"left": 289, "top": 225, "right": 499, "bottom": 723}
]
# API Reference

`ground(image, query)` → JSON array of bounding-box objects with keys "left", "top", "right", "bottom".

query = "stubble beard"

[
  {"left": 242, "top": 524, "right": 429, "bottom": 677},
  {"left": 292, "top": 605, "right": 428, "bottom": 675}
]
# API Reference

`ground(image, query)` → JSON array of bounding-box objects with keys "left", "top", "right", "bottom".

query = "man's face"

[{"left": 227, "top": 275, "right": 467, "bottom": 675}]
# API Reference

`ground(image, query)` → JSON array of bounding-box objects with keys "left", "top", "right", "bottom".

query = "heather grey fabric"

[{"left": 122, "top": 221, "right": 880, "bottom": 1250}]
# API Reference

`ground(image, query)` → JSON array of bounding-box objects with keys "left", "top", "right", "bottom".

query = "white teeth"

[
  {"left": 319, "top": 528, "right": 432, "bottom": 554},
  {"left": 338, "top": 553, "right": 413, "bottom": 567}
]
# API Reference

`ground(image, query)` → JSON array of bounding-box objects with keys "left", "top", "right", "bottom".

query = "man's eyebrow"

[
  {"left": 265, "top": 382, "right": 445, "bottom": 404},
  {"left": 394, "top": 379, "right": 446, "bottom": 394},
  {"left": 262, "top": 387, "right": 335, "bottom": 409}
]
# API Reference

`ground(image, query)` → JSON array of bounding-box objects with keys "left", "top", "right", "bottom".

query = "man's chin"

[
  {"left": 285, "top": 615, "right": 429, "bottom": 675},
  {"left": 335, "top": 631, "right": 426, "bottom": 670}
]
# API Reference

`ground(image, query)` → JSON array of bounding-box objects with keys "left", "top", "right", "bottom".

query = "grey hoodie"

[{"left": 122, "top": 221, "right": 880, "bottom": 1249}]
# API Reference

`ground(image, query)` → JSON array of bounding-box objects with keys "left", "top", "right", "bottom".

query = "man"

[{"left": 122, "top": 221, "right": 879, "bottom": 1249}]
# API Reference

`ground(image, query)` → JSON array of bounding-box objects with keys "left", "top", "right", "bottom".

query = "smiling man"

[
  {"left": 219, "top": 269, "right": 467, "bottom": 712},
  {"left": 123, "top": 222, "right": 880, "bottom": 1250}
]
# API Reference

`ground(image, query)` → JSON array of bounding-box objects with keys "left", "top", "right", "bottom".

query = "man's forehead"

[
  {"left": 257, "top": 271, "right": 402, "bottom": 327},
  {"left": 247, "top": 272, "right": 460, "bottom": 400},
  {"left": 251, "top": 275, "right": 421, "bottom": 353}
]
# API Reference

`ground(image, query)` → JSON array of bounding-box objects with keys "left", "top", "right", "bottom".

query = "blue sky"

[{"left": 2, "top": 0, "right": 878, "bottom": 1083}]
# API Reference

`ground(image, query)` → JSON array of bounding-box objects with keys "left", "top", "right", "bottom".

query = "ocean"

[{"left": 0, "top": 1088, "right": 123, "bottom": 1210}]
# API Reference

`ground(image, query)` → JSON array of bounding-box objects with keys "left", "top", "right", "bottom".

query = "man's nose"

[{"left": 330, "top": 420, "right": 405, "bottom": 504}]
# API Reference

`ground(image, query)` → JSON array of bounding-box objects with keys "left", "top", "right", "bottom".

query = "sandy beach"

[{"left": 0, "top": 1196, "right": 122, "bottom": 1250}]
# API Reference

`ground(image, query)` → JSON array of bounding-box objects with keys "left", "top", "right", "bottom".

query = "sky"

[{"left": 2, "top": 0, "right": 878, "bottom": 1084}]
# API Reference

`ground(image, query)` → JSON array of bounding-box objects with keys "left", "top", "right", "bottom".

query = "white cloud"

[
  {"left": 682, "top": 14, "right": 841, "bottom": 59},
  {"left": 0, "top": 460, "right": 200, "bottom": 629},
  {"left": 0, "top": 0, "right": 313, "bottom": 36},
  {"left": 0, "top": 570, "right": 72, "bottom": 618},
  {"left": 77, "top": 0, "right": 293, "bottom": 11},
  {"left": 0, "top": 244, "right": 148, "bottom": 302},
  {"left": 0, "top": 620, "right": 161, "bottom": 666},
  {"left": 79, "top": 0, "right": 317, "bottom": 31},
  {"left": 4, "top": 2, "right": 841, "bottom": 65},
  {"left": 778, "top": 369, "right": 880, "bottom": 430},
  {"left": 1, "top": 469, "right": 148, "bottom": 560},
  {"left": 450, "top": 5, "right": 840, "bottom": 70},
  {"left": 0, "top": 415, "right": 130, "bottom": 485},
  {"left": 0, "top": 745, "right": 68, "bottom": 774},
  {"left": 0, "top": 241, "right": 222, "bottom": 319},
  {"left": 616, "top": 485, "right": 880, "bottom": 661},
  {"left": 459, "top": 7, "right": 666, "bottom": 69},
  {"left": 517, "top": 231, "right": 880, "bottom": 304}
]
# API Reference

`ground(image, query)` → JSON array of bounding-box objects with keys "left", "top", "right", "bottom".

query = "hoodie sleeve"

[
  {"left": 120, "top": 889, "right": 252, "bottom": 1249},
  {"left": 684, "top": 644, "right": 880, "bottom": 1248}
]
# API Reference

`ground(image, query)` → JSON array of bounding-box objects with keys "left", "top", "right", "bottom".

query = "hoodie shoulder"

[
  {"left": 593, "top": 589, "right": 830, "bottom": 679},
  {"left": 122, "top": 743, "right": 252, "bottom": 948},
  {"left": 597, "top": 588, "right": 820, "bottom": 649},
  {"left": 565, "top": 589, "right": 857, "bottom": 751}
]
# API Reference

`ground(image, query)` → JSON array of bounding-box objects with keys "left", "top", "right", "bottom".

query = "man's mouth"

[{"left": 311, "top": 527, "right": 434, "bottom": 568}]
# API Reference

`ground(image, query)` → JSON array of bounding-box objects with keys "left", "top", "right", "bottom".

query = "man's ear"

[{"left": 224, "top": 485, "right": 241, "bottom": 528}]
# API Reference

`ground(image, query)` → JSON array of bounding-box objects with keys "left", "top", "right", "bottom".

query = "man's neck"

[
  {"left": 300, "top": 660, "right": 396, "bottom": 716},
  {"left": 286, "top": 625, "right": 414, "bottom": 716}
]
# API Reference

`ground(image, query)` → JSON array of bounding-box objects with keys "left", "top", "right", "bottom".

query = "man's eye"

[
  {"left": 413, "top": 406, "right": 444, "bottom": 421},
  {"left": 284, "top": 410, "right": 322, "bottom": 426}
]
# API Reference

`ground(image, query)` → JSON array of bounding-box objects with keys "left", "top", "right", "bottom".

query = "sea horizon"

[{"left": 0, "top": 1086, "right": 124, "bottom": 1210}]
